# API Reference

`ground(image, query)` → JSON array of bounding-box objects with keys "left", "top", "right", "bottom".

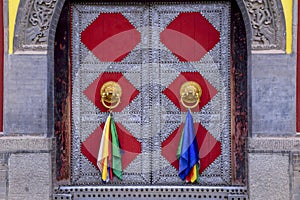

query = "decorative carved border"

[
  {"left": 243, "top": 0, "right": 285, "bottom": 50},
  {"left": 13, "top": 0, "right": 285, "bottom": 52},
  {"left": 14, "top": 0, "right": 58, "bottom": 52}
]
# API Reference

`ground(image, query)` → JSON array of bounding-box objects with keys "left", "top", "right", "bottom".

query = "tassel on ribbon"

[
  {"left": 176, "top": 109, "right": 200, "bottom": 183},
  {"left": 97, "top": 113, "right": 122, "bottom": 182}
]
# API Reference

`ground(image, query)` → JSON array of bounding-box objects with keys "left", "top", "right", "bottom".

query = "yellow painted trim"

[
  {"left": 9, "top": 0, "right": 20, "bottom": 54},
  {"left": 282, "top": 0, "right": 293, "bottom": 54}
]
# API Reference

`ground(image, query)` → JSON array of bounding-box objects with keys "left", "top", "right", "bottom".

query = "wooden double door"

[{"left": 70, "top": 1, "right": 231, "bottom": 185}]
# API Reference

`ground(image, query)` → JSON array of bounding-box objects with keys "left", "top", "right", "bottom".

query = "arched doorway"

[{"left": 54, "top": 0, "right": 248, "bottom": 198}]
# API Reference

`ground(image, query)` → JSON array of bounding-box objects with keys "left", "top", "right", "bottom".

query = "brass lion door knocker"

[
  {"left": 100, "top": 81, "right": 122, "bottom": 110},
  {"left": 180, "top": 81, "right": 202, "bottom": 109}
]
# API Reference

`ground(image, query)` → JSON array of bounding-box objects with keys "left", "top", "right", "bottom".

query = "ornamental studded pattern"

[{"left": 72, "top": 2, "right": 231, "bottom": 185}]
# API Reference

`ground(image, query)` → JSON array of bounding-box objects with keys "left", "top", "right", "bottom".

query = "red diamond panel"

[
  {"left": 163, "top": 72, "right": 218, "bottom": 112},
  {"left": 81, "top": 13, "right": 141, "bottom": 62},
  {"left": 81, "top": 122, "right": 142, "bottom": 170},
  {"left": 160, "top": 12, "right": 220, "bottom": 62},
  {"left": 84, "top": 72, "right": 139, "bottom": 112},
  {"left": 161, "top": 123, "right": 221, "bottom": 174}
]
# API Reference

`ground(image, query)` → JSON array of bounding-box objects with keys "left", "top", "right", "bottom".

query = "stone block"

[
  {"left": 0, "top": 170, "right": 6, "bottom": 185},
  {"left": 294, "top": 195, "right": 300, "bottom": 200},
  {"left": 293, "top": 172, "right": 300, "bottom": 200},
  {"left": 0, "top": 189, "right": 4, "bottom": 200},
  {"left": 249, "top": 153, "right": 290, "bottom": 200},
  {"left": 0, "top": 154, "right": 7, "bottom": 200},
  {"left": 294, "top": 177, "right": 300, "bottom": 191},
  {"left": 4, "top": 54, "right": 48, "bottom": 135},
  {"left": 248, "top": 137, "right": 300, "bottom": 152},
  {"left": 0, "top": 186, "right": 5, "bottom": 200},
  {"left": 251, "top": 54, "right": 296, "bottom": 135},
  {"left": 0, "top": 136, "right": 53, "bottom": 153},
  {"left": 8, "top": 153, "right": 51, "bottom": 200}
]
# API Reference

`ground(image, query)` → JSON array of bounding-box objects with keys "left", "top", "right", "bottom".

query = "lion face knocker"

[
  {"left": 180, "top": 81, "right": 202, "bottom": 109},
  {"left": 100, "top": 81, "right": 122, "bottom": 110}
]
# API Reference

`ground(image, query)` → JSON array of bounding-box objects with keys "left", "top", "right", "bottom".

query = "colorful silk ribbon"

[
  {"left": 97, "top": 113, "right": 122, "bottom": 182},
  {"left": 176, "top": 109, "right": 200, "bottom": 183}
]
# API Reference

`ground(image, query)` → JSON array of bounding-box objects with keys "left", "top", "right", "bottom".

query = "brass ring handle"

[
  {"left": 100, "top": 81, "right": 122, "bottom": 110},
  {"left": 180, "top": 81, "right": 202, "bottom": 109}
]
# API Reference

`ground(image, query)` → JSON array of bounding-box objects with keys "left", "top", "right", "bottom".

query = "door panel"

[{"left": 71, "top": 2, "right": 231, "bottom": 185}]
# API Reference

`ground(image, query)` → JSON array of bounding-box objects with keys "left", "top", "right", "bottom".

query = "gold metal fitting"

[
  {"left": 100, "top": 81, "right": 122, "bottom": 110},
  {"left": 180, "top": 81, "right": 202, "bottom": 109}
]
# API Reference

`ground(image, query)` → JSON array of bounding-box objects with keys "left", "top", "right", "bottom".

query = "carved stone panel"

[
  {"left": 14, "top": 0, "right": 58, "bottom": 51},
  {"left": 243, "top": 0, "right": 285, "bottom": 50}
]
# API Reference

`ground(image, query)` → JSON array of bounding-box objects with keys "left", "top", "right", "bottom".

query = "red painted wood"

[
  {"left": 297, "top": 2, "right": 300, "bottom": 132},
  {"left": 0, "top": 0, "right": 3, "bottom": 132},
  {"left": 81, "top": 13, "right": 140, "bottom": 62},
  {"left": 160, "top": 12, "right": 220, "bottom": 61}
]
